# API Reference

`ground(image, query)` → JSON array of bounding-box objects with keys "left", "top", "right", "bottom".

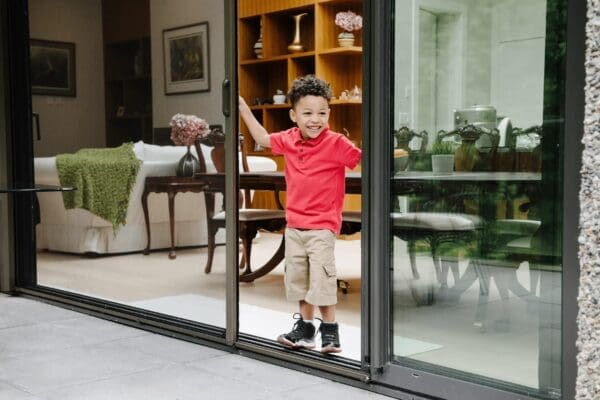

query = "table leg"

[
  {"left": 239, "top": 235, "right": 285, "bottom": 282},
  {"left": 142, "top": 189, "right": 151, "bottom": 255},
  {"left": 168, "top": 191, "right": 176, "bottom": 259}
]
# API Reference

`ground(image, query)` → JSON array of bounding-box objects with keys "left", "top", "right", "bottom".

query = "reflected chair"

[
  {"left": 437, "top": 124, "right": 500, "bottom": 172},
  {"left": 390, "top": 127, "right": 501, "bottom": 304},
  {"left": 195, "top": 138, "right": 287, "bottom": 279},
  {"left": 393, "top": 126, "right": 428, "bottom": 171},
  {"left": 391, "top": 198, "right": 483, "bottom": 305}
]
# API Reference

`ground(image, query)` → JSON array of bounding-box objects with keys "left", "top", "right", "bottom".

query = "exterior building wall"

[{"left": 577, "top": 0, "right": 600, "bottom": 398}]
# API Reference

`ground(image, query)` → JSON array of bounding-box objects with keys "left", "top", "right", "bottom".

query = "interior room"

[{"left": 30, "top": 0, "right": 558, "bottom": 392}]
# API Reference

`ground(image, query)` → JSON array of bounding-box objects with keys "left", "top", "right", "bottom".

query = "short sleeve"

[{"left": 269, "top": 132, "right": 284, "bottom": 155}]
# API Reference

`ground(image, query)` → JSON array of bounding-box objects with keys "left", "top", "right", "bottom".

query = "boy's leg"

[
  {"left": 319, "top": 305, "right": 342, "bottom": 353},
  {"left": 303, "top": 230, "right": 342, "bottom": 354},
  {"left": 300, "top": 300, "right": 315, "bottom": 320},
  {"left": 278, "top": 228, "right": 317, "bottom": 349},
  {"left": 319, "top": 304, "right": 335, "bottom": 322}
]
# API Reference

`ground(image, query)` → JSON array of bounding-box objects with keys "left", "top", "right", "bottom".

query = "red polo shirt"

[{"left": 270, "top": 127, "right": 362, "bottom": 234}]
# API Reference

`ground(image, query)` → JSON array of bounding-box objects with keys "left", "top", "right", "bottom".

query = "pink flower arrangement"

[
  {"left": 169, "top": 113, "right": 211, "bottom": 147},
  {"left": 335, "top": 10, "right": 363, "bottom": 32}
]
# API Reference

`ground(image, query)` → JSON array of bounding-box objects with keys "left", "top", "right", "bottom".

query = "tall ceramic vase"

[
  {"left": 176, "top": 146, "right": 200, "bottom": 177},
  {"left": 288, "top": 13, "right": 308, "bottom": 53}
]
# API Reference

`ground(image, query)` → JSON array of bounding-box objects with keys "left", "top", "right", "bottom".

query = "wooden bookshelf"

[{"left": 238, "top": 0, "right": 363, "bottom": 211}]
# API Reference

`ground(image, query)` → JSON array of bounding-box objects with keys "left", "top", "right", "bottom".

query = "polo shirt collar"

[{"left": 292, "top": 126, "right": 330, "bottom": 146}]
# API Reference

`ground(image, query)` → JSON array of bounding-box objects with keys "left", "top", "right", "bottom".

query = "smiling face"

[{"left": 289, "top": 95, "right": 330, "bottom": 140}]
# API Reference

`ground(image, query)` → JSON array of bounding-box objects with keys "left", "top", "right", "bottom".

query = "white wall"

[
  {"left": 29, "top": 0, "right": 105, "bottom": 157},
  {"left": 150, "top": 0, "right": 225, "bottom": 129},
  {"left": 490, "top": 0, "right": 546, "bottom": 127},
  {"left": 394, "top": 0, "right": 545, "bottom": 132}
]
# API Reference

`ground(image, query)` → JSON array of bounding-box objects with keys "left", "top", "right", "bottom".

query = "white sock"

[{"left": 303, "top": 319, "right": 314, "bottom": 325}]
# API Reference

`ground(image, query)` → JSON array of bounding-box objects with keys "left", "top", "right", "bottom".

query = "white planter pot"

[
  {"left": 431, "top": 154, "right": 454, "bottom": 173},
  {"left": 273, "top": 94, "right": 286, "bottom": 104}
]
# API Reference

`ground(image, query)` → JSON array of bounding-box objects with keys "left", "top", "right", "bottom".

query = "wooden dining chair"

[{"left": 195, "top": 137, "right": 286, "bottom": 279}]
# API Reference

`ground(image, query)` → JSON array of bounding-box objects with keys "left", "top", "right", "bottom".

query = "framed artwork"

[
  {"left": 30, "top": 39, "right": 76, "bottom": 97},
  {"left": 163, "top": 22, "right": 210, "bottom": 95}
]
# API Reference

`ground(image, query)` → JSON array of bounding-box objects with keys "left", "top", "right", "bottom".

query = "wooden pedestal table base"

[{"left": 142, "top": 176, "right": 208, "bottom": 259}]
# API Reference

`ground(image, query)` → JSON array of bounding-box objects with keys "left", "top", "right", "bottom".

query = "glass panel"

[
  {"left": 391, "top": 0, "right": 563, "bottom": 397},
  {"left": 32, "top": 0, "right": 228, "bottom": 329},
  {"left": 236, "top": 0, "right": 363, "bottom": 361}
]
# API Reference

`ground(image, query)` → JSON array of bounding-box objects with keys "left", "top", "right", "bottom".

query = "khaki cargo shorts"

[{"left": 284, "top": 227, "right": 337, "bottom": 306}]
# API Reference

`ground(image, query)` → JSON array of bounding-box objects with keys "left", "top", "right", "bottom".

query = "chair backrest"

[{"left": 393, "top": 126, "right": 428, "bottom": 154}]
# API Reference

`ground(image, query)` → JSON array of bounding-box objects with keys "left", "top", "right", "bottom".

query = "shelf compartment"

[
  {"left": 264, "top": 7, "right": 315, "bottom": 57},
  {"left": 316, "top": 1, "right": 363, "bottom": 50},
  {"left": 240, "top": 61, "right": 287, "bottom": 105},
  {"left": 238, "top": 15, "right": 263, "bottom": 61},
  {"left": 239, "top": 0, "right": 315, "bottom": 18},
  {"left": 289, "top": 55, "right": 315, "bottom": 83},
  {"left": 316, "top": 53, "right": 362, "bottom": 99}
]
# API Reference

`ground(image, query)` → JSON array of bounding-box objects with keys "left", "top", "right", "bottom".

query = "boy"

[{"left": 239, "top": 75, "right": 362, "bottom": 353}]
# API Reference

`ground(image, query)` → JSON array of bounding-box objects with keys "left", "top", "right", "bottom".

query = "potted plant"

[
  {"left": 334, "top": 11, "right": 362, "bottom": 47},
  {"left": 430, "top": 140, "right": 455, "bottom": 173},
  {"left": 170, "top": 113, "right": 211, "bottom": 177}
]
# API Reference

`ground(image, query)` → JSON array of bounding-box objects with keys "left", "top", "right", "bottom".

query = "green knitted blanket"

[{"left": 56, "top": 143, "right": 141, "bottom": 232}]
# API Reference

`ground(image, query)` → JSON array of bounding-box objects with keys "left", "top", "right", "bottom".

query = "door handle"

[{"left": 222, "top": 79, "right": 231, "bottom": 117}]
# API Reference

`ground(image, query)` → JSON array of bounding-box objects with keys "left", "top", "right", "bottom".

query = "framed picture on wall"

[
  {"left": 30, "top": 39, "right": 76, "bottom": 97},
  {"left": 163, "top": 22, "right": 210, "bottom": 95}
]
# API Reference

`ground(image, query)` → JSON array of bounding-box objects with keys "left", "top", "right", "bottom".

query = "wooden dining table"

[{"left": 192, "top": 171, "right": 361, "bottom": 281}]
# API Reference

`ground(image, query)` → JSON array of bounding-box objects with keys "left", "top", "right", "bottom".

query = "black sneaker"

[
  {"left": 277, "top": 313, "right": 316, "bottom": 349},
  {"left": 319, "top": 322, "right": 342, "bottom": 353}
]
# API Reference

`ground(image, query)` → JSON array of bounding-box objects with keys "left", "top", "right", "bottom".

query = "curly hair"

[{"left": 287, "top": 75, "right": 332, "bottom": 108}]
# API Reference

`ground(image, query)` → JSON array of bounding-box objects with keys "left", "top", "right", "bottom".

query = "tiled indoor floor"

[{"left": 0, "top": 293, "right": 393, "bottom": 400}]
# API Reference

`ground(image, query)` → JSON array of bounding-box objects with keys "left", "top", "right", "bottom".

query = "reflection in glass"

[{"left": 391, "top": 0, "right": 563, "bottom": 397}]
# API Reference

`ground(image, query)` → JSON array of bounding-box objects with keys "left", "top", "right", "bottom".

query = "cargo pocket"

[{"left": 322, "top": 263, "right": 337, "bottom": 278}]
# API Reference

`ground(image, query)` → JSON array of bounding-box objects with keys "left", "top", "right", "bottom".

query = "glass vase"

[{"left": 176, "top": 146, "right": 200, "bottom": 177}]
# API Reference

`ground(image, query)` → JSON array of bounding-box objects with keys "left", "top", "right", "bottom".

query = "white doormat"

[{"left": 131, "top": 293, "right": 442, "bottom": 360}]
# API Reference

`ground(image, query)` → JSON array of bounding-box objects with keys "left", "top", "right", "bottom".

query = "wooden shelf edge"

[
  {"left": 317, "top": 46, "right": 362, "bottom": 55},
  {"left": 330, "top": 99, "right": 362, "bottom": 105},
  {"left": 240, "top": 51, "right": 316, "bottom": 65},
  {"left": 250, "top": 104, "right": 291, "bottom": 110}
]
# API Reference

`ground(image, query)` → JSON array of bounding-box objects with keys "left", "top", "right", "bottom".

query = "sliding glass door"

[{"left": 371, "top": 0, "right": 570, "bottom": 399}]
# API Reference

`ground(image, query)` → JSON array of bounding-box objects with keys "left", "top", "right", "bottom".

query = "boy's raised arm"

[{"left": 239, "top": 96, "right": 271, "bottom": 148}]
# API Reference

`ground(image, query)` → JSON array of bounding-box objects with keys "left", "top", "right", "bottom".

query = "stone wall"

[{"left": 577, "top": 0, "right": 600, "bottom": 398}]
